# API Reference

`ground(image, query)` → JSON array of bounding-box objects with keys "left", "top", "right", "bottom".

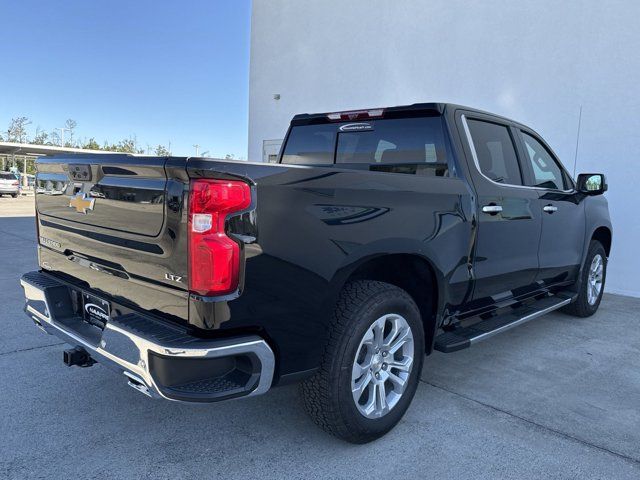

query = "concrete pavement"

[
  {"left": 0, "top": 194, "right": 35, "bottom": 218},
  {"left": 1, "top": 214, "right": 639, "bottom": 479}
]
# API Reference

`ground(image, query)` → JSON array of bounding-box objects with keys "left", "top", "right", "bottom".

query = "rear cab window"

[
  {"left": 281, "top": 115, "right": 451, "bottom": 177},
  {"left": 0, "top": 173, "right": 17, "bottom": 180},
  {"left": 279, "top": 124, "right": 336, "bottom": 165}
]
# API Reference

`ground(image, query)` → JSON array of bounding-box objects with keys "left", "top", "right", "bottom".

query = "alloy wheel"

[
  {"left": 587, "top": 254, "right": 604, "bottom": 305},
  {"left": 351, "top": 313, "right": 415, "bottom": 419}
]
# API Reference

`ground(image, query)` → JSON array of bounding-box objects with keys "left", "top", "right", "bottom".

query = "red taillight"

[
  {"left": 188, "top": 179, "right": 251, "bottom": 296},
  {"left": 11, "top": 181, "right": 19, "bottom": 186},
  {"left": 326, "top": 108, "right": 385, "bottom": 122}
]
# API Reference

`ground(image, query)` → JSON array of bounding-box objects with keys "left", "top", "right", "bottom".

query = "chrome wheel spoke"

[
  {"left": 388, "top": 328, "right": 410, "bottom": 355},
  {"left": 362, "top": 382, "right": 377, "bottom": 416},
  {"left": 375, "top": 381, "right": 388, "bottom": 414},
  {"left": 388, "top": 371, "right": 407, "bottom": 393},
  {"left": 352, "top": 359, "right": 369, "bottom": 380},
  {"left": 362, "top": 328, "right": 375, "bottom": 345},
  {"left": 382, "top": 316, "right": 401, "bottom": 348},
  {"left": 372, "top": 318, "right": 385, "bottom": 349},
  {"left": 352, "top": 371, "right": 373, "bottom": 400},
  {"left": 388, "top": 356, "right": 413, "bottom": 372}
]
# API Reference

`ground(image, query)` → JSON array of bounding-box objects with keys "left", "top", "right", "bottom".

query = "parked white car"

[{"left": 0, "top": 172, "right": 20, "bottom": 197}]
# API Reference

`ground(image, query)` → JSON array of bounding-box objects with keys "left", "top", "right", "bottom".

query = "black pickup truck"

[{"left": 21, "top": 103, "right": 611, "bottom": 443}]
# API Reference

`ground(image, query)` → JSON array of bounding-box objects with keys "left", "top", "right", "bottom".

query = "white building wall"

[{"left": 249, "top": 0, "right": 640, "bottom": 297}]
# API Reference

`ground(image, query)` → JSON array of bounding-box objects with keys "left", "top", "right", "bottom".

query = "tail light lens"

[
  {"left": 11, "top": 181, "right": 19, "bottom": 186},
  {"left": 188, "top": 179, "right": 251, "bottom": 296}
]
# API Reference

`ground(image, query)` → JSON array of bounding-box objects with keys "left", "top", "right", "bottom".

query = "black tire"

[
  {"left": 562, "top": 240, "right": 607, "bottom": 317},
  {"left": 11, "top": 193, "right": 17, "bottom": 198},
  {"left": 300, "top": 280, "right": 425, "bottom": 443}
]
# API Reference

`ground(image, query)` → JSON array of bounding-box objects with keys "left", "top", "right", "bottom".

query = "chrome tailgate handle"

[{"left": 543, "top": 205, "right": 558, "bottom": 213}]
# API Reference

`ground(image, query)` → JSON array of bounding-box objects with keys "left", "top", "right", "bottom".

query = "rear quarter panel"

[{"left": 187, "top": 160, "right": 474, "bottom": 380}]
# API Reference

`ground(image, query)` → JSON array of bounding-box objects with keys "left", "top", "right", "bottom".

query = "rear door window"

[
  {"left": 466, "top": 119, "right": 523, "bottom": 186},
  {"left": 0, "top": 173, "right": 16, "bottom": 180}
]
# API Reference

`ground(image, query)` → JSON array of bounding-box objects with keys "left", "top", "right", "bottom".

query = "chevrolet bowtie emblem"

[{"left": 69, "top": 192, "right": 95, "bottom": 214}]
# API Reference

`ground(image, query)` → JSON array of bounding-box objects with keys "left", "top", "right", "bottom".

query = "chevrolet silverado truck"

[{"left": 21, "top": 103, "right": 611, "bottom": 443}]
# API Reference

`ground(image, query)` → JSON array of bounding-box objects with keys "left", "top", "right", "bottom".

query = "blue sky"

[{"left": 0, "top": 0, "right": 251, "bottom": 158}]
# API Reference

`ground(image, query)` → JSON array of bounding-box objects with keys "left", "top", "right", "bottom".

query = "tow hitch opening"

[{"left": 63, "top": 347, "right": 96, "bottom": 368}]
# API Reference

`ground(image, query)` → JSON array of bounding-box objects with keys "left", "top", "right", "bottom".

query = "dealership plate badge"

[
  {"left": 82, "top": 293, "right": 111, "bottom": 328},
  {"left": 339, "top": 122, "right": 373, "bottom": 132}
]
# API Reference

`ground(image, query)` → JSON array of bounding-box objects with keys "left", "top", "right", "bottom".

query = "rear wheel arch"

[{"left": 333, "top": 253, "right": 441, "bottom": 354}]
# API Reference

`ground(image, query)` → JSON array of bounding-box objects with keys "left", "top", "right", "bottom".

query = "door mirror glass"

[{"left": 577, "top": 173, "right": 607, "bottom": 195}]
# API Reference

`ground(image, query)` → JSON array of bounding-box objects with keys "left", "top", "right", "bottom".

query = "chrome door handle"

[
  {"left": 482, "top": 205, "right": 503, "bottom": 214},
  {"left": 543, "top": 205, "right": 558, "bottom": 213}
]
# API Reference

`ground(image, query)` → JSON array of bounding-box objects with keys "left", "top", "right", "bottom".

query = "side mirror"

[{"left": 577, "top": 173, "right": 607, "bottom": 195}]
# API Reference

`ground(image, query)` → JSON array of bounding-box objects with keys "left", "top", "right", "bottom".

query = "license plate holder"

[{"left": 82, "top": 293, "right": 111, "bottom": 329}]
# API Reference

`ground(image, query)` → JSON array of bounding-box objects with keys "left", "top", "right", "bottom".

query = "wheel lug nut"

[
  {"left": 382, "top": 351, "right": 387, "bottom": 357},
  {"left": 375, "top": 373, "right": 380, "bottom": 379},
  {"left": 382, "top": 363, "right": 387, "bottom": 370}
]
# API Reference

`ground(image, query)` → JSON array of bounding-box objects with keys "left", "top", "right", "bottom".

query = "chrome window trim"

[{"left": 461, "top": 114, "right": 575, "bottom": 194}]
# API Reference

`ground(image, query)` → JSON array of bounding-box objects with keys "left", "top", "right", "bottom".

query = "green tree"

[
  {"left": 2, "top": 115, "right": 176, "bottom": 157},
  {"left": 116, "top": 138, "right": 137, "bottom": 153},
  {"left": 7, "top": 117, "right": 31, "bottom": 143},
  {"left": 102, "top": 137, "right": 144, "bottom": 154},
  {"left": 49, "top": 130, "right": 61, "bottom": 146},
  {"left": 154, "top": 144, "right": 170, "bottom": 156},
  {"left": 82, "top": 138, "right": 101, "bottom": 150},
  {"left": 32, "top": 127, "right": 49, "bottom": 145},
  {"left": 102, "top": 141, "right": 119, "bottom": 152},
  {"left": 64, "top": 119, "right": 77, "bottom": 147}
]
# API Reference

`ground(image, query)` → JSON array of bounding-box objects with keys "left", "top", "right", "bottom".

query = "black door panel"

[
  {"left": 457, "top": 112, "right": 542, "bottom": 300},
  {"left": 514, "top": 129, "right": 585, "bottom": 286},
  {"left": 473, "top": 191, "right": 541, "bottom": 298},
  {"left": 536, "top": 190, "right": 585, "bottom": 284}
]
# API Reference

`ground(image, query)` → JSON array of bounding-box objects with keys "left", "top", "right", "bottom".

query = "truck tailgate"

[{"left": 35, "top": 155, "right": 190, "bottom": 323}]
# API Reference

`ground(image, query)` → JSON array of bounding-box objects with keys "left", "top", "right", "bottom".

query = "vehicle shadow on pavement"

[{"left": 423, "top": 295, "right": 640, "bottom": 463}]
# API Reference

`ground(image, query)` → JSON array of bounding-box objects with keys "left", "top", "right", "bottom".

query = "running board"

[{"left": 434, "top": 293, "right": 574, "bottom": 353}]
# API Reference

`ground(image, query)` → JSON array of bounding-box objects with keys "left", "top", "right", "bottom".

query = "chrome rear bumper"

[{"left": 20, "top": 271, "right": 275, "bottom": 403}]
